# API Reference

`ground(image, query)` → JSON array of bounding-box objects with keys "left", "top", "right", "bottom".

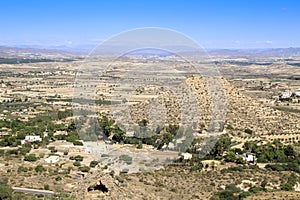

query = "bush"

[
  {"left": 136, "top": 141, "right": 143, "bottom": 149},
  {"left": 119, "top": 155, "right": 133, "bottom": 165},
  {"left": 213, "top": 191, "right": 237, "bottom": 200},
  {"left": 244, "top": 128, "right": 253, "bottom": 135},
  {"left": 48, "top": 146, "right": 57, "bottom": 153},
  {"left": 248, "top": 186, "right": 262, "bottom": 194},
  {"left": 73, "top": 140, "right": 83, "bottom": 146},
  {"left": 116, "top": 175, "right": 124, "bottom": 183},
  {"left": 24, "top": 154, "right": 38, "bottom": 162},
  {"left": 89, "top": 160, "right": 99, "bottom": 168},
  {"left": 224, "top": 152, "right": 236, "bottom": 162},
  {"left": 281, "top": 183, "right": 294, "bottom": 191},
  {"left": 44, "top": 184, "right": 50, "bottom": 190},
  {"left": 55, "top": 176, "right": 62, "bottom": 181},
  {"left": 6, "top": 149, "right": 18, "bottom": 155},
  {"left": 35, "top": 165, "right": 45, "bottom": 173},
  {"left": 261, "top": 179, "right": 268, "bottom": 188},
  {"left": 239, "top": 191, "right": 251, "bottom": 199},
  {"left": 70, "top": 155, "right": 83, "bottom": 162},
  {"left": 235, "top": 157, "right": 246, "bottom": 164},
  {"left": 18, "top": 166, "right": 29, "bottom": 173},
  {"left": 0, "top": 184, "right": 13, "bottom": 200},
  {"left": 73, "top": 161, "right": 81, "bottom": 167},
  {"left": 225, "top": 184, "right": 241, "bottom": 193},
  {"left": 228, "top": 166, "right": 244, "bottom": 172},
  {"left": 79, "top": 166, "right": 90, "bottom": 172}
]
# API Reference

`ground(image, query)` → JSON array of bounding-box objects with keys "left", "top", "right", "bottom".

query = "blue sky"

[{"left": 0, "top": 0, "right": 299, "bottom": 49}]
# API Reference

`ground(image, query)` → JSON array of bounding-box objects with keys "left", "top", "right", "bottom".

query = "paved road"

[{"left": 12, "top": 187, "right": 55, "bottom": 195}]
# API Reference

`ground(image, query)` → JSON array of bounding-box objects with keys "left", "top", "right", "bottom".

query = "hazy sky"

[{"left": 0, "top": 0, "right": 299, "bottom": 48}]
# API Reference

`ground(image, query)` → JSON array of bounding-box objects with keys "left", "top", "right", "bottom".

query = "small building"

[
  {"left": 45, "top": 155, "right": 60, "bottom": 164},
  {"left": 281, "top": 90, "right": 292, "bottom": 99},
  {"left": 21, "top": 135, "right": 42, "bottom": 144},
  {"left": 181, "top": 152, "right": 192, "bottom": 160},
  {"left": 242, "top": 153, "right": 255, "bottom": 163}
]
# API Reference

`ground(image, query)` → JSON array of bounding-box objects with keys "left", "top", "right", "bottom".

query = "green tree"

[
  {"left": 238, "top": 192, "right": 251, "bottom": 199},
  {"left": 119, "top": 154, "right": 133, "bottom": 165},
  {"left": 281, "top": 183, "right": 294, "bottom": 191},
  {"left": 24, "top": 154, "right": 38, "bottom": 162},
  {"left": 79, "top": 166, "right": 90, "bottom": 172},
  {"left": 244, "top": 128, "right": 253, "bottom": 135},
  {"left": 99, "top": 116, "right": 115, "bottom": 137},
  {"left": 166, "top": 124, "right": 179, "bottom": 136},
  {"left": 214, "top": 191, "right": 236, "bottom": 200},
  {"left": 44, "top": 184, "right": 50, "bottom": 190},
  {"left": 225, "top": 152, "right": 236, "bottom": 162},
  {"left": 136, "top": 141, "right": 143, "bottom": 149},
  {"left": 261, "top": 179, "right": 268, "bottom": 189},
  {"left": 225, "top": 184, "right": 241, "bottom": 193},
  {"left": 89, "top": 161, "right": 99, "bottom": 168},
  {"left": 211, "top": 136, "right": 231, "bottom": 156},
  {"left": 35, "top": 165, "right": 45, "bottom": 173},
  {"left": 73, "top": 161, "right": 81, "bottom": 167},
  {"left": 235, "top": 157, "right": 246, "bottom": 164},
  {"left": 284, "top": 145, "right": 295, "bottom": 158},
  {"left": 0, "top": 184, "right": 12, "bottom": 200}
]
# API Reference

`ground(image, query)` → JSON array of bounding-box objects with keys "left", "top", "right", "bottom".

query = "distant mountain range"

[
  {"left": 207, "top": 48, "right": 300, "bottom": 58},
  {"left": 1, "top": 45, "right": 300, "bottom": 58}
]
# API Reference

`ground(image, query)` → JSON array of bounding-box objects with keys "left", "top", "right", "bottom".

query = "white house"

[
  {"left": 181, "top": 152, "right": 193, "bottom": 160},
  {"left": 45, "top": 155, "right": 60, "bottom": 164},
  {"left": 242, "top": 153, "right": 255, "bottom": 162},
  {"left": 21, "top": 135, "right": 42, "bottom": 144},
  {"left": 281, "top": 90, "right": 292, "bottom": 98}
]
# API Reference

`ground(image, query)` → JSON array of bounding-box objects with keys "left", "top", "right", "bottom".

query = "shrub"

[
  {"left": 248, "top": 186, "right": 262, "bottom": 194},
  {"left": 70, "top": 155, "right": 83, "bottom": 162},
  {"left": 44, "top": 184, "right": 50, "bottom": 190},
  {"left": 261, "top": 179, "right": 268, "bottom": 188},
  {"left": 35, "top": 165, "right": 45, "bottom": 173},
  {"left": 136, "top": 141, "right": 143, "bottom": 149},
  {"left": 228, "top": 166, "right": 244, "bottom": 172},
  {"left": 73, "top": 140, "right": 83, "bottom": 146},
  {"left": 24, "top": 154, "right": 38, "bottom": 162},
  {"left": 116, "top": 175, "right": 124, "bottom": 183},
  {"left": 225, "top": 184, "right": 241, "bottom": 193},
  {"left": 119, "top": 155, "right": 132, "bottom": 165},
  {"left": 18, "top": 166, "right": 29, "bottom": 173},
  {"left": 0, "top": 184, "right": 13, "bottom": 200},
  {"left": 0, "top": 149, "right": 5, "bottom": 156},
  {"left": 79, "top": 166, "right": 90, "bottom": 172},
  {"left": 239, "top": 191, "right": 251, "bottom": 199},
  {"left": 235, "top": 157, "right": 246, "bottom": 164},
  {"left": 6, "top": 149, "right": 18, "bottom": 155},
  {"left": 244, "top": 128, "right": 253, "bottom": 135},
  {"left": 55, "top": 176, "right": 62, "bottom": 181},
  {"left": 89, "top": 160, "right": 99, "bottom": 168},
  {"left": 214, "top": 191, "right": 236, "bottom": 200},
  {"left": 224, "top": 152, "right": 236, "bottom": 162},
  {"left": 281, "top": 183, "right": 294, "bottom": 191},
  {"left": 73, "top": 161, "right": 81, "bottom": 167}
]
